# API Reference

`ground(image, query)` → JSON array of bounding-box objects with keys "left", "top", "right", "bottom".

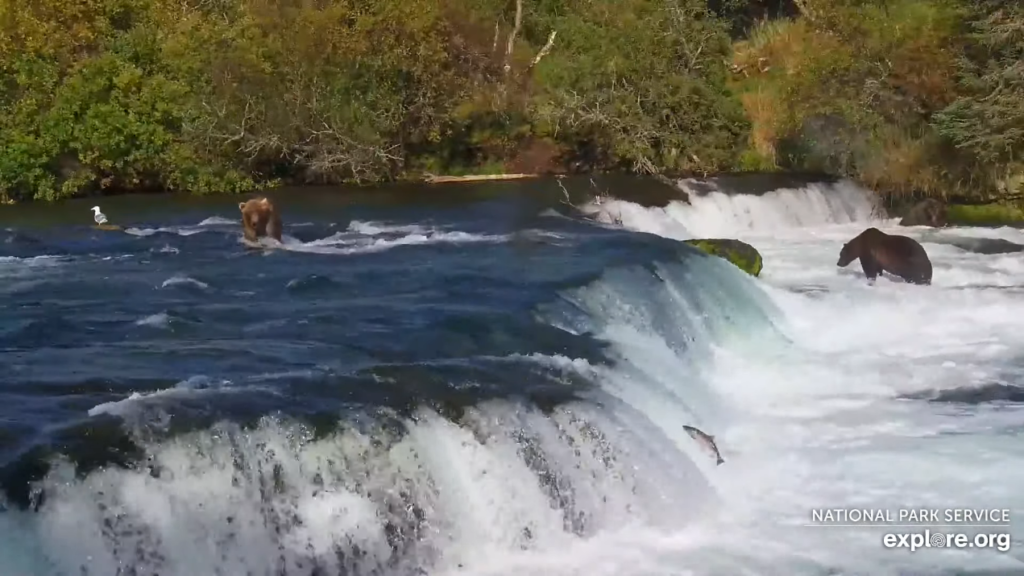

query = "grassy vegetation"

[
  {"left": 729, "top": 0, "right": 1024, "bottom": 208},
  {"left": 1, "top": 0, "right": 1022, "bottom": 205}
]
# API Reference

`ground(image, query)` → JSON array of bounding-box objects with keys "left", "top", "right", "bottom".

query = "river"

[{"left": 0, "top": 176, "right": 1021, "bottom": 575}]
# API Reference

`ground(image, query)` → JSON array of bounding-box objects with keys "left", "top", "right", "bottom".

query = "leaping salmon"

[{"left": 683, "top": 425, "right": 724, "bottom": 465}]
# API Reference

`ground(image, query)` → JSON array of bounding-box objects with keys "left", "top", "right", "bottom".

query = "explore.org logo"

[
  {"left": 883, "top": 530, "right": 1011, "bottom": 553},
  {"left": 804, "top": 507, "right": 1015, "bottom": 553}
]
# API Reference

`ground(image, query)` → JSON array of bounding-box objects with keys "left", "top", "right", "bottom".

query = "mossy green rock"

[
  {"left": 684, "top": 238, "right": 763, "bottom": 277},
  {"left": 945, "top": 203, "right": 1024, "bottom": 228}
]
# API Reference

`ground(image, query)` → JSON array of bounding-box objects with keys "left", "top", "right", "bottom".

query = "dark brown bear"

[
  {"left": 238, "top": 197, "right": 283, "bottom": 243},
  {"left": 837, "top": 227, "right": 932, "bottom": 285}
]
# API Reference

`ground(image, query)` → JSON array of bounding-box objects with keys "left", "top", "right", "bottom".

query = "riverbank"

[
  {"left": 1, "top": 0, "right": 1021, "bottom": 206},
  {"left": 5, "top": 171, "right": 1022, "bottom": 233}
]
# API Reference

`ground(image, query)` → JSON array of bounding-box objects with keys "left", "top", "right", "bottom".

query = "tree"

[
  {"left": 527, "top": 0, "right": 750, "bottom": 175},
  {"left": 933, "top": 0, "right": 1024, "bottom": 190}
]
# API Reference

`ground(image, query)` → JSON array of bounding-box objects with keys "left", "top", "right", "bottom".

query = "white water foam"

[
  {"left": 347, "top": 220, "right": 434, "bottom": 236},
  {"left": 123, "top": 215, "right": 238, "bottom": 237},
  {"left": 86, "top": 369, "right": 332, "bottom": 422},
  {"left": 573, "top": 178, "right": 1024, "bottom": 573},
  {"left": 6, "top": 397, "right": 714, "bottom": 575},
  {"left": 0, "top": 254, "right": 69, "bottom": 275},
  {"left": 1, "top": 259, "right": 742, "bottom": 576},
  {"left": 0, "top": 256, "right": 74, "bottom": 299},
  {"left": 119, "top": 213, "right": 513, "bottom": 256},
  {"left": 584, "top": 178, "right": 881, "bottom": 239},
  {"left": 5, "top": 181, "right": 1024, "bottom": 575},
  {"left": 160, "top": 274, "right": 210, "bottom": 290},
  {"left": 87, "top": 375, "right": 245, "bottom": 418},
  {"left": 265, "top": 220, "right": 511, "bottom": 256},
  {"left": 135, "top": 312, "right": 174, "bottom": 328}
]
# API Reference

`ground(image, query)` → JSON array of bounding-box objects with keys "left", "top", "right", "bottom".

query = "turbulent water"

[{"left": 0, "top": 177, "right": 1022, "bottom": 575}]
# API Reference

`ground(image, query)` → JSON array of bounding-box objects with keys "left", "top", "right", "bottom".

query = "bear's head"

[
  {"left": 837, "top": 227, "right": 885, "bottom": 266},
  {"left": 238, "top": 197, "right": 282, "bottom": 242},
  {"left": 837, "top": 240, "right": 858, "bottom": 266},
  {"left": 239, "top": 197, "right": 270, "bottom": 226}
]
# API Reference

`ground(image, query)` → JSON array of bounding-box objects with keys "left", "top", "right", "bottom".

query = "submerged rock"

[
  {"left": 684, "top": 238, "right": 763, "bottom": 277},
  {"left": 899, "top": 198, "right": 947, "bottom": 227},
  {"left": 928, "top": 236, "right": 1024, "bottom": 255}
]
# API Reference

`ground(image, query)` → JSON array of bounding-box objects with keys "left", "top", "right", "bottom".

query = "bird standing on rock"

[{"left": 91, "top": 206, "right": 108, "bottom": 226}]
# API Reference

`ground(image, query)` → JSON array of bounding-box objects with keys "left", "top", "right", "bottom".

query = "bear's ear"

[
  {"left": 238, "top": 202, "right": 246, "bottom": 211},
  {"left": 258, "top": 197, "right": 270, "bottom": 206}
]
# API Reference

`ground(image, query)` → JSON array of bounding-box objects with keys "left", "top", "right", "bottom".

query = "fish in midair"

[
  {"left": 683, "top": 425, "right": 724, "bottom": 465},
  {"left": 91, "top": 206, "right": 108, "bottom": 225}
]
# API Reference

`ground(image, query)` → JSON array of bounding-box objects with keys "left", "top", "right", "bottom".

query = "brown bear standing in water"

[
  {"left": 837, "top": 227, "right": 932, "bottom": 285},
  {"left": 238, "top": 197, "right": 282, "bottom": 243}
]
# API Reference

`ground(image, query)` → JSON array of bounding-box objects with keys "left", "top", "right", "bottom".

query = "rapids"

[{"left": 0, "top": 176, "right": 1020, "bottom": 575}]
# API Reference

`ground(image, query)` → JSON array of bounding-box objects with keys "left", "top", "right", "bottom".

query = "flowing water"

[{"left": 0, "top": 176, "right": 1021, "bottom": 576}]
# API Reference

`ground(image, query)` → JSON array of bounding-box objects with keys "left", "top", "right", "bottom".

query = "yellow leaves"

[
  {"left": 0, "top": 0, "right": 109, "bottom": 61},
  {"left": 888, "top": 37, "right": 958, "bottom": 111},
  {"left": 739, "top": 88, "right": 781, "bottom": 166},
  {"left": 731, "top": 18, "right": 843, "bottom": 166},
  {"left": 728, "top": 0, "right": 979, "bottom": 198},
  {"left": 732, "top": 18, "right": 847, "bottom": 82},
  {"left": 859, "top": 127, "right": 943, "bottom": 196}
]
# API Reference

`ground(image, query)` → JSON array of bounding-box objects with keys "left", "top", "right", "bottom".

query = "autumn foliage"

[{"left": 1, "top": 0, "right": 1022, "bottom": 203}]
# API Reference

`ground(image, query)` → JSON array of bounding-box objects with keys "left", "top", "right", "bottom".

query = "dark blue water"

[
  {"left": 3, "top": 177, "right": 1023, "bottom": 575},
  {"left": 0, "top": 182, "right": 700, "bottom": 484},
  {"left": 0, "top": 179, "right": 769, "bottom": 576}
]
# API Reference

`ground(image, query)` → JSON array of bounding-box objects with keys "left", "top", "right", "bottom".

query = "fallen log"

[{"left": 423, "top": 173, "right": 540, "bottom": 184}]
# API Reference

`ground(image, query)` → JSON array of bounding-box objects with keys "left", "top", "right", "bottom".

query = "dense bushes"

[
  {"left": 731, "top": 0, "right": 1024, "bottom": 203},
  {"left": 0, "top": 0, "right": 746, "bottom": 201},
  {"left": 0, "top": 0, "right": 1022, "bottom": 203}
]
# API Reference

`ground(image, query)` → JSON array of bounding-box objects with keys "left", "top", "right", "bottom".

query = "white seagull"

[{"left": 91, "top": 206, "right": 108, "bottom": 225}]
